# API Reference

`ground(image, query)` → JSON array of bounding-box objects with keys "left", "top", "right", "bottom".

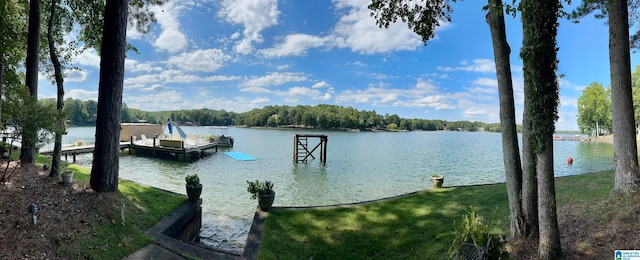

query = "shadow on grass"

[
  {"left": 260, "top": 170, "right": 615, "bottom": 260},
  {"left": 261, "top": 184, "right": 509, "bottom": 259}
]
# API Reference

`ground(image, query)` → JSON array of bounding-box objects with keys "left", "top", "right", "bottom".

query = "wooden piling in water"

[{"left": 294, "top": 134, "right": 327, "bottom": 163}]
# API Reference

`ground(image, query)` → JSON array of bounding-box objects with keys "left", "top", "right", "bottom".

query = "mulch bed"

[
  {"left": 0, "top": 161, "right": 117, "bottom": 259},
  {"left": 509, "top": 193, "right": 640, "bottom": 259}
]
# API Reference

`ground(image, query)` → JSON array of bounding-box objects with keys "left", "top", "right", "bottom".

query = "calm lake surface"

[{"left": 46, "top": 126, "right": 615, "bottom": 253}]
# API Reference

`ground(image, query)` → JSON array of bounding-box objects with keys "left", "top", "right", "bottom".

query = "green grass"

[
  {"left": 35, "top": 155, "right": 186, "bottom": 259},
  {"left": 259, "top": 170, "right": 615, "bottom": 259}
]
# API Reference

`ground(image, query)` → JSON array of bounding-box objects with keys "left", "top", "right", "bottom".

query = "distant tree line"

[{"left": 52, "top": 99, "right": 506, "bottom": 132}]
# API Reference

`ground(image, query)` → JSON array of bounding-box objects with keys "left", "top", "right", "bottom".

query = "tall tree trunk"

[
  {"left": 521, "top": 0, "right": 562, "bottom": 258},
  {"left": 521, "top": 99, "right": 538, "bottom": 238},
  {"left": 520, "top": 0, "right": 539, "bottom": 240},
  {"left": 536, "top": 137, "right": 560, "bottom": 259},
  {"left": 609, "top": 0, "right": 640, "bottom": 193},
  {"left": 90, "top": 0, "right": 128, "bottom": 192},
  {"left": 20, "top": 0, "right": 40, "bottom": 164},
  {"left": 47, "top": 0, "right": 65, "bottom": 177},
  {"left": 485, "top": 0, "right": 526, "bottom": 239},
  {"left": 0, "top": 61, "right": 3, "bottom": 125}
]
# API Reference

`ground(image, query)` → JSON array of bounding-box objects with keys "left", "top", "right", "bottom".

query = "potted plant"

[
  {"left": 185, "top": 173, "right": 202, "bottom": 202},
  {"left": 443, "top": 207, "right": 506, "bottom": 260},
  {"left": 61, "top": 166, "right": 73, "bottom": 185},
  {"left": 431, "top": 173, "right": 444, "bottom": 188},
  {"left": 246, "top": 180, "right": 275, "bottom": 211}
]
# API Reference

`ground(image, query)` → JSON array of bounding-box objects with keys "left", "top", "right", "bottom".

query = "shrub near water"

[{"left": 443, "top": 207, "right": 506, "bottom": 259}]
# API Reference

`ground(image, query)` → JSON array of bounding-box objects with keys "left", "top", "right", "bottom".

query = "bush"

[
  {"left": 246, "top": 180, "right": 274, "bottom": 200},
  {"left": 185, "top": 174, "right": 200, "bottom": 188},
  {"left": 443, "top": 207, "right": 506, "bottom": 259}
]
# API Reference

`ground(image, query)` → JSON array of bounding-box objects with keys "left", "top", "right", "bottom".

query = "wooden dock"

[
  {"left": 40, "top": 138, "right": 218, "bottom": 162},
  {"left": 127, "top": 137, "right": 218, "bottom": 161}
]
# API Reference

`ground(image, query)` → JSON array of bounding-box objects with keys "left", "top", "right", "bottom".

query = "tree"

[
  {"left": 609, "top": 0, "right": 640, "bottom": 193},
  {"left": 3, "top": 85, "right": 57, "bottom": 165},
  {"left": 20, "top": 0, "right": 41, "bottom": 164},
  {"left": 122, "top": 103, "right": 132, "bottom": 123},
  {"left": 577, "top": 82, "right": 611, "bottom": 136},
  {"left": 0, "top": 0, "right": 29, "bottom": 122},
  {"left": 570, "top": 0, "right": 640, "bottom": 194},
  {"left": 90, "top": 0, "right": 128, "bottom": 192},
  {"left": 484, "top": 0, "right": 529, "bottom": 239},
  {"left": 369, "top": 0, "right": 542, "bottom": 247},
  {"left": 520, "top": 0, "right": 562, "bottom": 257},
  {"left": 47, "top": 0, "right": 68, "bottom": 177},
  {"left": 632, "top": 65, "right": 640, "bottom": 130}
]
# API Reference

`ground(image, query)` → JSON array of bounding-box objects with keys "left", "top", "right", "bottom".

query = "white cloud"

[
  {"left": 142, "top": 84, "right": 164, "bottom": 92},
  {"left": 348, "top": 61, "right": 366, "bottom": 67},
  {"left": 125, "top": 74, "right": 160, "bottom": 85},
  {"left": 415, "top": 78, "right": 436, "bottom": 92},
  {"left": 66, "top": 88, "right": 98, "bottom": 101},
  {"left": 158, "top": 70, "right": 200, "bottom": 83},
  {"left": 152, "top": 2, "right": 188, "bottom": 52},
  {"left": 126, "top": 59, "right": 162, "bottom": 73},
  {"left": 75, "top": 49, "right": 100, "bottom": 68},
  {"left": 219, "top": 0, "right": 280, "bottom": 54},
  {"left": 259, "top": 34, "right": 328, "bottom": 58},
  {"left": 372, "top": 73, "right": 392, "bottom": 80},
  {"left": 395, "top": 94, "right": 456, "bottom": 110},
  {"left": 320, "top": 93, "right": 332, "bottom": 100},
  {"left": 127, "top": 20, "right": 144, "bottom": 40},
  {"left": 203, "top": 75, "right": 242, "bottom": 81},
  {"left": 239, "top": 86, "right": 273, "bottom": 93},
  {"left": 277, "top": 87, "right": 321, "bottom": 98},
  {"left": 186, "top": 96, "right": 270, "bottom": 112},
  {"left": 65, "top": 70, "right": 88, "bottom": 82},
  {"left": 335, "top": 78, "right": 438, "bottom": 105},
  {"left": 560, "top": 96, "right": 578, "bottom": 108},
  {"left": 312, "top": 81, "right": 331, "bottom": 89},
  {"left": 472, "top": 78, "right": 498, "bottom": 87},
  {"left": 137, "top": 90, "right": 184, "bottom": 103},
  {"left": 241, "top": 72, "right": 307, "bottom": 87},
  {"left": 276, "top": 64, "right": 290, "bottom": 70},
  {"left": 330, "top": 0, "right": 424, "bottom": 54},
  {"left": 438, "top": 59, "right": 496, "bottom": 73},
  {"left": 167, "top": 49, "right": 232, "bottom": 72}
]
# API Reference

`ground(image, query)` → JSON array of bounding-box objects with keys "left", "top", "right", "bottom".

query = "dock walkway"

[{"left": 40, "top": 138, "right": 218, "bottom": 162}]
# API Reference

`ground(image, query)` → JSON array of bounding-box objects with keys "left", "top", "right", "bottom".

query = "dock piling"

[{"left": 294, "top": 134, "right": 327, "bottom": 163}]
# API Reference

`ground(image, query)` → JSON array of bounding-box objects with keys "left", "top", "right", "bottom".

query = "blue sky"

[{"left": 38, "top": 0, "right": 640, "bottom": 131}]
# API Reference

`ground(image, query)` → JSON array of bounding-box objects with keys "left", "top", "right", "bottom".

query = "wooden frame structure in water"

[{"left": 293, "top": 134, "right": 327, "bottom": 163}]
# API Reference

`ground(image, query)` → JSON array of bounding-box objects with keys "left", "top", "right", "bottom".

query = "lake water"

[{"left": 45, "top": 126, "right": 615, "bottom": 253}]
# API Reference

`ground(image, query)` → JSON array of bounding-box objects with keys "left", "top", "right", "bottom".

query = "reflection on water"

[{"left": 57, "top": 127, "right": 615, "bottom": 252}]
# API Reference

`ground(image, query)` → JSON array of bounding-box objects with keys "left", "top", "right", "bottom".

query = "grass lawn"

[
  {"left": 259, "top": 170, "right": 615, "bottom": 259},
  {"left": 34, "top": 155, "right": 186, "bottom": 259}
]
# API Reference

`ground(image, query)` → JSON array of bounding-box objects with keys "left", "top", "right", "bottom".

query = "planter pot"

[
  {"left": 186, "top": 184, "right": 202, "bottom": 202},
  {"left": 461, "top": 242, "right": 488, "bottom": 260},
  {"left": 61, "top": 171, "right": 74, "bottom": 185},
  {"left": 431, "top": 175, "right": 444, "bottom": 189},
  {"left": 258, "top": 191, "right": 276, "bottom": 211}
]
